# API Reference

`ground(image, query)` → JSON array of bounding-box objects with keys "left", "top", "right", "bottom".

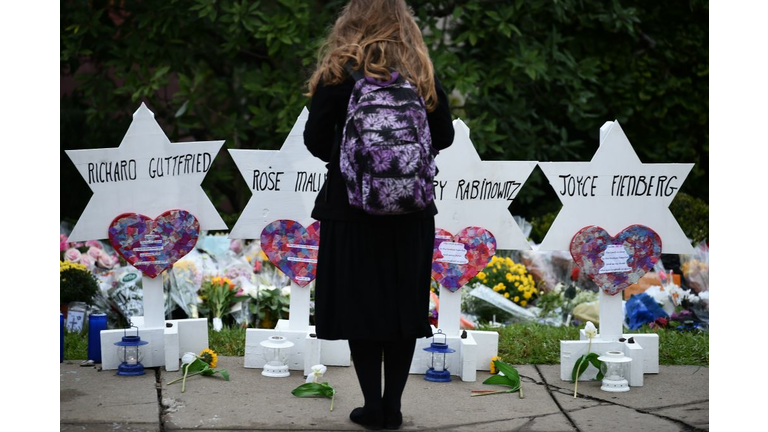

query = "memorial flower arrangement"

[
  {"left": 534, "top": 267, "right": 597, "bottom": 326},
  {"left": 464, "top": 256, "right": 538, "bottom": 323},
  {"left": 199, "top": 276, "right": 248, "bottom": 330},
  {"left": 168, "top": 348, "right": 230, "bottom": 393},
  {"left": 60, "top": 261, "right": 100, "bottom": 305},
  {"left": 472, "top": 256, "right": 537, "bottom": 307},
  {"left": 61, "top": 236, "right": 121, "bottom": 271},
  {"left": 292, "top": 364, "right": 336, "bottom": 411},
  {"left": 248, "top": 284, "right": 291, "bottom": 328},
  {"left": 169, "top": 259, "right": 204, "bottom": 318}
]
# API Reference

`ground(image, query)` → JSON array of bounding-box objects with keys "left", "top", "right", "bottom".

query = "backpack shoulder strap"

[{"left": 344, "top": 62, "right": 365, "bottom": 82}]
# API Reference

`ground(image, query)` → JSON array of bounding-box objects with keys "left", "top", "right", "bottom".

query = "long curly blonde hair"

[{"left": 306, "top": 0, "right": 438, "bottom": 112}]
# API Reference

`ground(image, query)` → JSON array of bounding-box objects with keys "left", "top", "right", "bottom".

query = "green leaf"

[
  {"left": 482, "top": 375, "right": 514, "bottom": 386},
  {"left": 572, "top": 353, "right": 601, "bottom": 382},
  {"left": 494, "top": 360, "right": 521, "bottom": 387},
  {"left": 185, "top": 358, "right": 210, "bottom": 374},
  {"left": 292, "top": 382, "right": 334, "bottom": 399}
]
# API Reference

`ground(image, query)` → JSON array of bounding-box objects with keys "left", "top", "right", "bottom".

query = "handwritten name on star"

[{"left": 554, "top": 174, "right": 681, "bottom": 198}]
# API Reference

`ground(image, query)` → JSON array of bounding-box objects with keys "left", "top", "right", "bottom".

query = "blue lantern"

[
  {"left": 114, "top": 326, "right": 149, "bottom": 376},
  {"left": 423, "top": 330, "right": 456, "bottom": 382}
]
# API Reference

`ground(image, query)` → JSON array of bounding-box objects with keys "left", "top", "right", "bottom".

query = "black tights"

[{"left": 347, "top": 338, "right": 417, "bottom": 415}]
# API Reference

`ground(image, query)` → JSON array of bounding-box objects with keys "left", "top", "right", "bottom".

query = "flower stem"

[
  {"left": 519, "top": 386, "right": 524, "bottom": 399},
  {"left": 181, "top": 363, "right": 190, "bottom": 393},
  {"left": 573, "top": 338, "right": 593, "bottom": 398},
  {"left": 168, "top": 368, "right": 206, "bottom": 386},
  {"left": 470, "top": 390, "right": 513, "bottom": 397},
  {"left": 330, "top": 393, "right": 335, "bottom": 412}
]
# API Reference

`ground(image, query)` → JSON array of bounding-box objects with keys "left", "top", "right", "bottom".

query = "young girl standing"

[{"left": 304, "top": 0, "right": 454, "bottom": 429}]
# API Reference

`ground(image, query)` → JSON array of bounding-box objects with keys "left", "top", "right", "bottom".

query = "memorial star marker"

[
  {"left": 230, "top": 108, "right": 349, "bottom": 375},
  {"left": 538, "top": 120, "right": 694, "bottom": 387},
  {"left": 66, "top": 103, "right": 224, "bottom": 371}
]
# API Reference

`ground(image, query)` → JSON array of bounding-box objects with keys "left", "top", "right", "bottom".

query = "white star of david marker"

[
  {"left": 434, "top": 120, "right": 537, "bottom": 250},
  {"left": 66, "top": 103, "right": 227, "bottom": 242},
  {"left": 538, "top": 120, "right": 695, "bottom": 254},
  {"left": 229, "top": 108, "right": 326, "bottom": 239}
]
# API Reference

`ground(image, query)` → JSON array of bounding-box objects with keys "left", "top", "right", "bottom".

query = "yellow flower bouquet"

[{"left": 466, "top": 255, "right": 538, "bottom": 323}]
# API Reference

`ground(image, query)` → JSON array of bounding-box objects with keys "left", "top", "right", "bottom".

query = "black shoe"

[
  {"left": 383, "top": 411, "right": 403, "bottom": 430},
  {"left": 350, "top": 407, "right": 383, "bottom": 430}
]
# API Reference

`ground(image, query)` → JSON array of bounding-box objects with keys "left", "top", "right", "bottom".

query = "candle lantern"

[
  {"left": 597, "top": 351, "right": 632, "bottom": 392},
  {"left": 114, "top": 326, "right": 149, "bottom": 376},
  {"left": 423, "top": 330, "right": 456, "bottom": 382},
  {"left": 260, "top": 336, "right": 294, "bottom": 377}
]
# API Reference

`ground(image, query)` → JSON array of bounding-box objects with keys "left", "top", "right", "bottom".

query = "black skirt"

[{"left": 314, "top": 216, "right": 435, "bottom": 341}]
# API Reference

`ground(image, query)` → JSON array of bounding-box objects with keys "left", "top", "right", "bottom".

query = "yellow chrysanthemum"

[
  {"left": 504, "top": 292, "right": 510, "bottom": 298},
  {"left": 199, "top": 348, "right": 218, "bottom": 368},
  {"left": 60, "top": 261, "right": 88, "bottom": 273},
  {"left": 477, "top": 271, "right": 487, "bottom": 281},
  {"left": 520, "top": 300, "right": 527, "bottom": 307},
  {"left": 514, "top": 296, "right": 520, "bottom": 302}
]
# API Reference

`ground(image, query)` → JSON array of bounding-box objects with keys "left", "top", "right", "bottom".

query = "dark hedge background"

[{"left": 61, "top": 0, "right": 708, "bottom": 242}]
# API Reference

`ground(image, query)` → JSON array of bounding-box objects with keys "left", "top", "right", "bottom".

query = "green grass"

[
  {"left": 64, "top": 330, "right": 89, "bottom": 360},
  {"left": 489, "top": 323, "right": 709, "bottom": 366},
  {"left": 209, "top": 325, "right": 247, "bottom": 356},
  {"left": 62, "top": 323, "right": 709, "bottom": 366}
]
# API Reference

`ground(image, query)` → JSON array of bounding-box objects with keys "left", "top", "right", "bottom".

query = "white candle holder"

[
  {"left": 597, "top": 350, "right": 632, "bottom": 392},
  {"left": 260, "top": 336, "right": 294, "bottom": 378}
]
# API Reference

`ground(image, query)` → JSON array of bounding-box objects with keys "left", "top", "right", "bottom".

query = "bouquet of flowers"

[
  {"left": 168, "top": 257, "right": 204, "bottom": 318},
  {"left": 473, "top": 256, "right": 538, "bottom": 307},
  {"left": 680, "top": 241, "right": 709, "bottom": 294},
  {"left": 199, "top": 276, "right": 248, "bottom": 331},
  {"left": 248, "top": 284, "right": 290, "bottom": 329},
  {"left": 61, "top": 236, "right": 120, "bottom": 272},
  {"left": 464, "top": 255, "right": 538, "bottom": 324}
]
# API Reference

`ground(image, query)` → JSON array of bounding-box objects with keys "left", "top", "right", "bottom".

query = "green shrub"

[
  {"left": 670, "top": 192, "right": 709, "bottom": 244},
  {"left": 60, "top": 261, "right": 100, "bottom": 305}
]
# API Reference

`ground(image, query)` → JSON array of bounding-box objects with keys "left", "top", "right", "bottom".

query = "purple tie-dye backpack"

[{"left": 340, "top": 69, "right": 437, "bottom": 215}]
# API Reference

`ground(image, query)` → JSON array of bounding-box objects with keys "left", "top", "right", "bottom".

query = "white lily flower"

[
  {"left": 306, "top": 364, "right": 327, "bottom": 383},
  {"left": 181, "top": 352, "right": 197, "bottom": 365},
  {"left": 584, "top": 321, "right": 598, "bottom": 339}
]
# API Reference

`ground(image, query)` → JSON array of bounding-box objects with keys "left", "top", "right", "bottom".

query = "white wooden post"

[
  {"left": 598, "top": 290, "right": 624, "bottom": 341},
  {"left": 142, "top": 275, "right": 166, "bottom": 329},
  {"left": 436, "top": 285, "right": 461, "bottom": 336},
  {"left": 288, "top": 281, "right": 310, "bottom": 331}
]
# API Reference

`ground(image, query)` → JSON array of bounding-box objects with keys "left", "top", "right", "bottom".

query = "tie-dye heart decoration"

[
  {"left": 108, "top": 210, "right": 200, "bottom": 279},
  {"left": 431, "top": 227, "right": 497, "bottom": 292},
  {"left": 260, "top": 220, "right": 321, "bottom": 287},
  {"left": 569, "top": 224, "right": 662, "bottom": 296}
]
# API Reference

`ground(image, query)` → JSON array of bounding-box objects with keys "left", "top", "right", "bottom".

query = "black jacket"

[{"left": 303, "top": 74, "right": 454, "bottom": 221}]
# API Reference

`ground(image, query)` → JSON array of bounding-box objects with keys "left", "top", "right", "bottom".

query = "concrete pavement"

[{"left": 61, "top": 357, "right": 708, "bottom": 431}]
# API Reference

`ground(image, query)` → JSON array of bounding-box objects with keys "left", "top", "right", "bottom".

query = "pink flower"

[
  {"left": 230, "top": 239, "right": 243, "bottom": 254},
  {"left": 60, "top": 234, "right": 69, "bottom": 252},
  {"left": 97, "top": 254, "right": 118, "bottom": 269},
  {"left": 80, "top": 254, "right": 94, "bottom": 269},
  {"left": 64, "top": 248, "right": 82, "bottom": 263},
  {"left": 87, "top": 246, "right": 103, "bottom": 260},
  {"left": 85, "top": 240, "right": 104, "bottom": 249}
]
